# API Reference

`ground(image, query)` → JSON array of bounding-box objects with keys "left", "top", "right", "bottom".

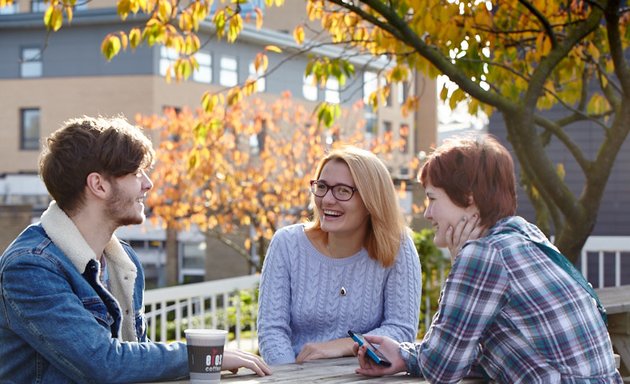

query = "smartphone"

[{"left": 348, "top": 330, "right": 391, "bottom": 367}]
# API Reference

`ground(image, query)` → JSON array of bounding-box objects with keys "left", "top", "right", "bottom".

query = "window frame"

[
  {"left": 20, "top": 108, "right": 41, "bottom": 151},
  {"left": 20, "top": 47, "right": 43, "bottom": 78},
  {"left": 192, "top": 51, "right": 212, "bottom": 84},
  {"left": 219, "top": 55, "right": 238, "bottom": 87}
]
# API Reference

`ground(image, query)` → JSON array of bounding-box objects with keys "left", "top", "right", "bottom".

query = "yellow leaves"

[
  {"left": 535, "top": 33, "right": 552, "bottom": 56},
  {"left": 214, "top": 9, "right": 226, "bottom": 39},
  {"left": 293, "top": 25, "right": 305, "bottom": 45},
  {"left": 118, "top": 0, "right": 146, "bottom": 20},
  {"left": 556, "top": 163, "right": 565, "bottom": 181},
  {"left": 176, "top": 57, "right": 194, "bottom": 80},
  {"left": 44, "top": 4, "right": 63, "bottom": 31},
  {"left": 448, "top": 88, "right": 466, "bottom": 110},
  {"left": 130, "top": 0, "right": 146, "bottom": 13},
  {"left": 188, "top": 150, "right": 198, "bottom": 171},
  {"left": 387, "top": 65, "right": 409, "bottom": 84},
  {"left": 101, "top": 33, "right": 123, "bottom": 61},
  {"left": 227, "top": 86, "right": 243, "bottom": 106},
  {"left": 0, "top": 0, "right": 12, "bottom": 8},
  {"left": 117, "top": 0, "right": 131, "bottom": 20},
  {"left": 316, "top": 103, "right": 341, "bottom": 128},
  {"left": 202, "top": 92, "right": 225, "bottom": 113},
  {"left": 400, "top": 96, "right": 419, "bottom": 118},
  {"left": 264, "top": 45, "right": 282, "bottom": 53},
  {"left": 586, "top": 93, "right": 610, "bottom": 116},
  {"left": 129, "top": 28, "right": 142, "bottom": 48},
  {"left": 227, "top": 13, "right": 243, "bottom": 43},
  {"left": 253, "top": 52, "right": 269, "bottom": 73},
  {"left": 183, "top": 34, "right": 200, "bottom": 55},
  {"left": 242, "top": 78, "right": 258, "bottom": 96},
  {"left": 254, "top": 7, "right": 263, "bottom": 29},
  {"left": 157, "top": 0, "right": 173, "bottom": 23},
  {"left": 178, "top": 10, "right": 193, "bottom": 32}
]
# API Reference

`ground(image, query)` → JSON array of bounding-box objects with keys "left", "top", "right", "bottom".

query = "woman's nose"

[{"left": 322, "top": 188, "right": 337, "bottom": 203}]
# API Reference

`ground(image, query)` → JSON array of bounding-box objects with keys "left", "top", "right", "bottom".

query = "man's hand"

[
  {"left": 446, "top": 214, "right": 484, "bottom": 262},
  {"left": 353, "top": 335, "right": 406, "bottom": 377},
  {"left": 222, "top": 349, "right": 272, "bottom": 376},
  {"left": 296, "top": 338, "right": 355, "bottom": 363}
]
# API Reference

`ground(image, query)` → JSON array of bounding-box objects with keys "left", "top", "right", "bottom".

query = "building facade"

[{"left": 0, "top": 1, "right": 438, "bottom": 285}]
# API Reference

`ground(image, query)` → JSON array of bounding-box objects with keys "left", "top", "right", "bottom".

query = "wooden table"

[
  {"left": 149, "top": 357, "right": 483, "bottom": 383},
  {"left": 596, "top": 285, "right": 630, "bottom": 376}
]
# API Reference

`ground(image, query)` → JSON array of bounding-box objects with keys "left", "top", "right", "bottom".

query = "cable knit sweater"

[{"left": 257, "top": 224, "right": 422, "bottom": 365}]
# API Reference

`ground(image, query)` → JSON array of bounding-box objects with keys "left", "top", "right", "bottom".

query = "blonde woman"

[{"left": 257, "top": 146, "right": 422, "bottom": 365}]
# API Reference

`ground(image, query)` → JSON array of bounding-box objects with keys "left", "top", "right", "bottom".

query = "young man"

[{"left": 0, "top": 116, "right": 271, "bottom": 383}]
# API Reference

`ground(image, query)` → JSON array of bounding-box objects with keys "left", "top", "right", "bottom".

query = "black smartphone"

[{"left": 348, "top": 330, "right": 392, "bottom": 367}]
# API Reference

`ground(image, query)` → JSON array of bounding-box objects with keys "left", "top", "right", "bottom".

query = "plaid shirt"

[{"left": 401, "top": 216, "right": 622, "bottom": 383}]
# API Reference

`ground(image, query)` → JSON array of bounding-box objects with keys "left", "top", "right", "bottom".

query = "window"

[
  {"left": 21, "top": 47, "right": 42, "bottom": 78},
  {"left": 219, "top": 56, "right": 238, "bottom": 87},
  {"left": 159, "top": 46, "right": 178, "bottom": 78},
  {"left": 30, "top": 0, "right": 46, "bottom": 12},
  {"left": 397, "top": 81, "right": 410, "bottom": 104},
  {"left": 364, "top": 112, "right": 377, "bottom": 148},
  {"left": 325, "top": 77, "right": 340, "bottom": 104},
  {"left": 248, "top": 62, "right": 265, "bottom": 92},
  {"left": 302, "top": 75, "right": 318, "bottom": 101},
  {"left": 20, "top": 108, "right": 40, "bottom": 150},
  {"left": 363, "top": 71, "right": 378, "bottom": 106},
  {"left": 383, "top": 120, "right": 392, "bottom": 135},
  {"left": 400, "top": 123, "right": 410, "bottom": 153},
  {"left": 0, "top": 2, "right": 18, "bottom": 13},
  {"left": 192, "top": 51, "right": 212, "bottom": 83}
]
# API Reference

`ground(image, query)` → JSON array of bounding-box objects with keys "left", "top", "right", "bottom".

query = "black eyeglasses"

[{"left": 309, "top": 180, "right": 358, "bottom": 201}]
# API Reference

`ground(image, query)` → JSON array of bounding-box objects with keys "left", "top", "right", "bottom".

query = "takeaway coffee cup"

[{"left": 184, "top": 329, "right": 228, "bottom": 383}]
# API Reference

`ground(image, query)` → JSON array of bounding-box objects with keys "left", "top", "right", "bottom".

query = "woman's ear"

[{"left": 467, "top": 194, "right": 480, "bottom": 215}]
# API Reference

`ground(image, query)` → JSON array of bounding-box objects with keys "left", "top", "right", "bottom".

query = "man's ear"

[{"left": 85, "top": 172, "right": 110, "bottom": 199}]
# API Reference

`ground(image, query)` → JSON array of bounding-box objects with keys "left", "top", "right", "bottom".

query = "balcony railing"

[{"left": 144, "top": 274, "right": 260, "bottom": 351}]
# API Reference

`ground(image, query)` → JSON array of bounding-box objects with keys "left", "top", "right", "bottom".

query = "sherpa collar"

[{"left": 40, "top": 201, "right": 139, "bottom": 341}]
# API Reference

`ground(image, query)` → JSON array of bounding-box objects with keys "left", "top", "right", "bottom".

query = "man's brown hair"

[{"left": 39, "top": 116, "right": 154, "bottom": 214}]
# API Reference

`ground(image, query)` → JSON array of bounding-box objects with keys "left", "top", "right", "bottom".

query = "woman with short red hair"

[{"left": 354, "top": 135, "right": 621, "bottom": 383}]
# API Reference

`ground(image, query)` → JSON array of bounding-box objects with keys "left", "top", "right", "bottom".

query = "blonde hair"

[{"left": 309, "top": 146, "right": 407, "bottom": 268}]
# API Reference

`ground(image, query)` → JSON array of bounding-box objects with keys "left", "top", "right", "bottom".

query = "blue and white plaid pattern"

[{"left": 401, "top": 216, "right": 622, "bottom": 383}]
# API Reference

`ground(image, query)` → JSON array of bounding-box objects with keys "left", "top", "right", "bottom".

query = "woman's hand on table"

[
  {"left": 353, "top": 335, "right": 406, "bottom": 377},
  {"left": 296, "top": 338, "right": 355, "bottom": 363},
  {"left": 222, "top": 349, "right": 272, "bottom": 376}
]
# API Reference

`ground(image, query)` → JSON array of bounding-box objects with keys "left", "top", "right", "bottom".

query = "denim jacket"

[{"left": 0, "top": 202, "right": 188, "bottom": 383}]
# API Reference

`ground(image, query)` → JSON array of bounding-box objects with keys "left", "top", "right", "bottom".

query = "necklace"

[{"left": 325, "top": 241, "right": 348, "bottom": 297}]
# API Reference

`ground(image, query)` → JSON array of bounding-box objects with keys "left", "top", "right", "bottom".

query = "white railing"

[
  {"left": 144, "top": 274, "right": 260, "bottom": 351},
  {"left": 580, "top": 236, "right": 628, "bottom": 288},
  {"left": 142, "top": 236, "right": 630, "bottom": 352}
]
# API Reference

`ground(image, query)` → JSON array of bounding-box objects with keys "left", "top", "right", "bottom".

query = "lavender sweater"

[{"left": 257, "top": 224, "right": 422, "bottom": 365}]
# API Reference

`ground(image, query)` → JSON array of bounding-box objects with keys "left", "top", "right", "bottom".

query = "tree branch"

[
  {"left": 325, "top": 0, "right": 519, "bottom": 113},
  {"left": 518, "top": 0, "right": 558, "bottom": 48}
]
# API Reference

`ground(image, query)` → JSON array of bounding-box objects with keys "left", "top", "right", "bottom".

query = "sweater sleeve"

[
  {"left": 364, "top": 235, "right": 422, "bottom": 343},
  {"left": 257, "top": 229, "right": 296, "bottom": 365}
]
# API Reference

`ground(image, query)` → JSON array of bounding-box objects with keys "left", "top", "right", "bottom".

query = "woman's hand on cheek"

[{"left": 446, "top": 214, "right": 483, "bottom": 262}]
